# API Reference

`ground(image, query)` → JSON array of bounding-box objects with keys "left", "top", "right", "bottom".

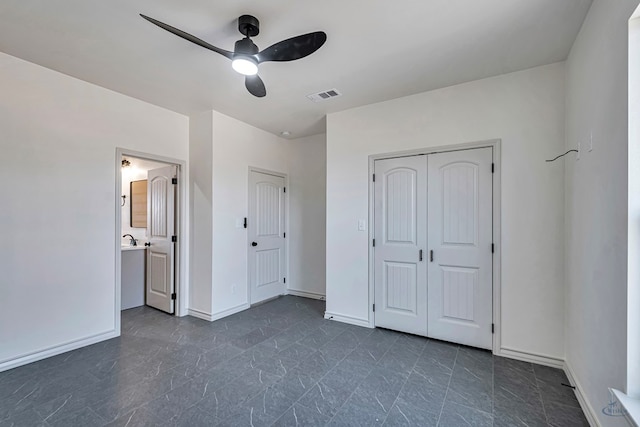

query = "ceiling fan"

[{"left": 140, "top": 14, "right": 327, "bottom": 98}]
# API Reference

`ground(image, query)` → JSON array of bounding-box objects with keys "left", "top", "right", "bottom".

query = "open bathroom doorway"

[{"left": 115, "top": 148, "right": 187, "bottom": 330}]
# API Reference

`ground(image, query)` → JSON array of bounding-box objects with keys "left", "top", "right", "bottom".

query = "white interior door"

[
  {"left": 427, "top": 148, "right": 493, "bottom": 349},
  {"left": 374, "top": 156, "right": 428, "bottom": 335},
  {"left": 146, "top": 165, "right": 176, "bottom": 314},
  {"left": 249, "top": 171, "right": 286, "bottom": 304}
]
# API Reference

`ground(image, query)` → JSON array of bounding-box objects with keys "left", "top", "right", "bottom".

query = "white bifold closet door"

[
  {"left": 374, "top": 155, "right": 428, "bottom": 336},
  {"left": 373, "top": 147, "right": 493, "bottom": 349},
  {"left": 427, "top": 148, "right": 493, "bottom": 349}
]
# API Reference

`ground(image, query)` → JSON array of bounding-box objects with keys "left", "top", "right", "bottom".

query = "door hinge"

[
  {"left": 172, "top": 177, "right": 178, "bottom": 185},
  {"left": 491, "top": 243, "right": 495, "bottom": 253},
  {"left": 372, "top": 174, "right": 375, "bottom": 182},
  {"left": 373, "top": 303, "right": 375, "bottom": 312},
  {"left": 372, "top": 239, "right": 376, "bottom": 247},
  {"left": 492, "top": 323, "right": 495, "bottom": 334},
  {"left": 171, "top": 235, "right": 177, "bottom": 243},
  {"left": 283, "top": 277, "right": 286, "bottom": 284},
  {"left": 491, "top": 163, "right": 495, "bottom": 173},
  {"left": 171, "top": 293, "right": 177, "bottom": 300}
]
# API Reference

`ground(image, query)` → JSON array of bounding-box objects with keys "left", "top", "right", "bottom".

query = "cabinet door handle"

[
  {"left": 430, "top": 250, "right": 434, "bottom": 262},
  {"left": 419, "top": 250, "right": 423, "bottom": 261}
]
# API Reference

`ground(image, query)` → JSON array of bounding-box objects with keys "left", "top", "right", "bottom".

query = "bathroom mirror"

[{"left": 130, "top": 180, "right": 147, "bottom": 228}]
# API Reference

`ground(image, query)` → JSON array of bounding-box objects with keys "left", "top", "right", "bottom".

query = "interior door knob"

[
  {"left": 145, "top": 242, "right": 151, "bottom": 247},
  {"left": 251, "top": 242, "right": 258, "bottom": 246}
]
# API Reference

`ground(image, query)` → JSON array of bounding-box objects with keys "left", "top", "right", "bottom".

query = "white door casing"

[
  {"left": 427, "top": 148, "right": 493, "bottom": 349},
  {"left": 249, "top": 171, "right": 286, "bottom": 304},
  {"left": 374, "top": 156, "right": 428, "bottom": 336},
  {"left": 146, "top": 165, "right": 176, "bottom": 314}
]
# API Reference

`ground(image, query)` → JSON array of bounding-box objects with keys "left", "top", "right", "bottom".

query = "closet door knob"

[{"left": 251, "top": 242, "right": 258, "bottom": 247}]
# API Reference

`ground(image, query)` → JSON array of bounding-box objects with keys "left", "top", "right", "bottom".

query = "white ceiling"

[{"left": 0, "top": 1, "right": 591, "bottom": 138}]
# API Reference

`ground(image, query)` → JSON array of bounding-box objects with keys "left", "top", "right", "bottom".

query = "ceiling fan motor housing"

[
  {"left": 234, "top": 37, "right": 259, "bottom": 55},
  {"left": 238, "top": 15, "right": 260, "bottom": 37}
]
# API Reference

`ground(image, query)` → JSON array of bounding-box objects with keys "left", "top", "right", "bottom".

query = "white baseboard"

[
  {"left": 0, "top": 330, "right": 118, "bottom": 373},
  {"left": 286, "top": 288, "right": 326, "bottom": 300},
  {"left": 187, "top": 308, "right": 214, "bottom": 321},
  {"left": 497, "top": 346, "right": 564, "bottom": 368},
  {"left": 564, "top": 360, "right": 603, "bottom": 427},
  {"left": 324, "top": 311, "right": 372, "bottom": 328},
  {"left": 211, "top": 303, "right": 250, "bottom": 321}
]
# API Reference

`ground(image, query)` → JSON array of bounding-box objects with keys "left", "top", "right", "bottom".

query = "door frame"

[
  {"left": 247, "top": 166, "right": 289, "bottom": 305},
  {"left": 368, "top": 139, "right": 502, "bottom": 354},
  {"left": 115, "top": 148, "right": 188, "bottom": 333}
]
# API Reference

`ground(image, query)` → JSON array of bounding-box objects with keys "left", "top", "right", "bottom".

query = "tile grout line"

[
  {"left": 221, "top": 306, "right": 326, "bottom": 423},
  {"left": 223, "top": 315, "right": 346, "bottom": 424},
  {"left": 172, "top": 305, "right": 315, "bottom": 423},
  {"left": 268, "top": 327, "right": 353, "bottom": 425},
  {"left": 532, "top": 366, "right": 552, "bottom": 426},
  {"left": 269, "top": 325, "right": 374, "bottom": 426},
  {"left": 379, "top": 339, "right": 429, "bottom": 425},
  {"left": 435, "top": 345, "right": 459, "bottom": 427},
  {"left": 324, "top": 332, "right": 401, "bottom": 426},
  {"left": 430, "top": 348, "right": 494, "bottom": 418}
]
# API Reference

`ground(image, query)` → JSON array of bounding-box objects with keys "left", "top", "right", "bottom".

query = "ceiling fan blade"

[
  {"left": 245, "top": 75, "right": 266, "bottom": 97},
  {"left": 140, "top": 14, "right": 233, "bottom": 60},
  {"left": 257, "top": 32, "right": 326, "bottom": 63}
]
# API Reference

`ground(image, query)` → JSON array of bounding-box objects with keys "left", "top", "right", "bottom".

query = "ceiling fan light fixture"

[
  {"left": 232, "top": 56, "right": 258, "bottom": 76},
  {"left": 140, "top": 13, "right": 326, "bottom": 96}
]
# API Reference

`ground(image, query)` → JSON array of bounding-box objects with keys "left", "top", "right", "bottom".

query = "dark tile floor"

[{"left": 0, "top": 296, "right": 588, "bottom": 426}]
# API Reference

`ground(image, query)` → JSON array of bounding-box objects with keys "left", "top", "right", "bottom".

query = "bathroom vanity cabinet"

[{"left": 121, "top": 246, "right": 146, "bottom": 310}]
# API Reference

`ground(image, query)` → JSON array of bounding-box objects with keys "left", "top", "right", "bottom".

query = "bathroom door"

[{"left": 146, "top": 165, "right": 176, "bottom": 314}]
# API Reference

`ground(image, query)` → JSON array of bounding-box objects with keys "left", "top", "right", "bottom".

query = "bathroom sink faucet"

[{"left": 123, "top": 234, "right": 137, "bottom": 246}]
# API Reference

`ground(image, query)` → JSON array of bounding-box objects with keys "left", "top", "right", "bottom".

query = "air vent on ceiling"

[{"left": 306, "top": 88, "right": 342, "bottom": 102}]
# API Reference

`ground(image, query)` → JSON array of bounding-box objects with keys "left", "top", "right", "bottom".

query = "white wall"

[
  {"left": 0, "top": 52, "right": 189, "bottom": 368},
  {"left": 189, "top": 112, "right": 214, "bottom": 318},
  {"left": 326, "top": 63, "right": 566, "bottom": 360},
  {"left": 186, "top": 110, "right": 295, "bottom": 319},
  {"left": 188, "top": 112, "right": 327, "bottom": 318},
  {"left": 210, "top": 111, "right": 292, "bottom": 315},
  {"left": 565, "top": 0, "right": 640, "bottom": 423},
  {"left": 287, "top": 134, "right": 327, "bottom": 298}
]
